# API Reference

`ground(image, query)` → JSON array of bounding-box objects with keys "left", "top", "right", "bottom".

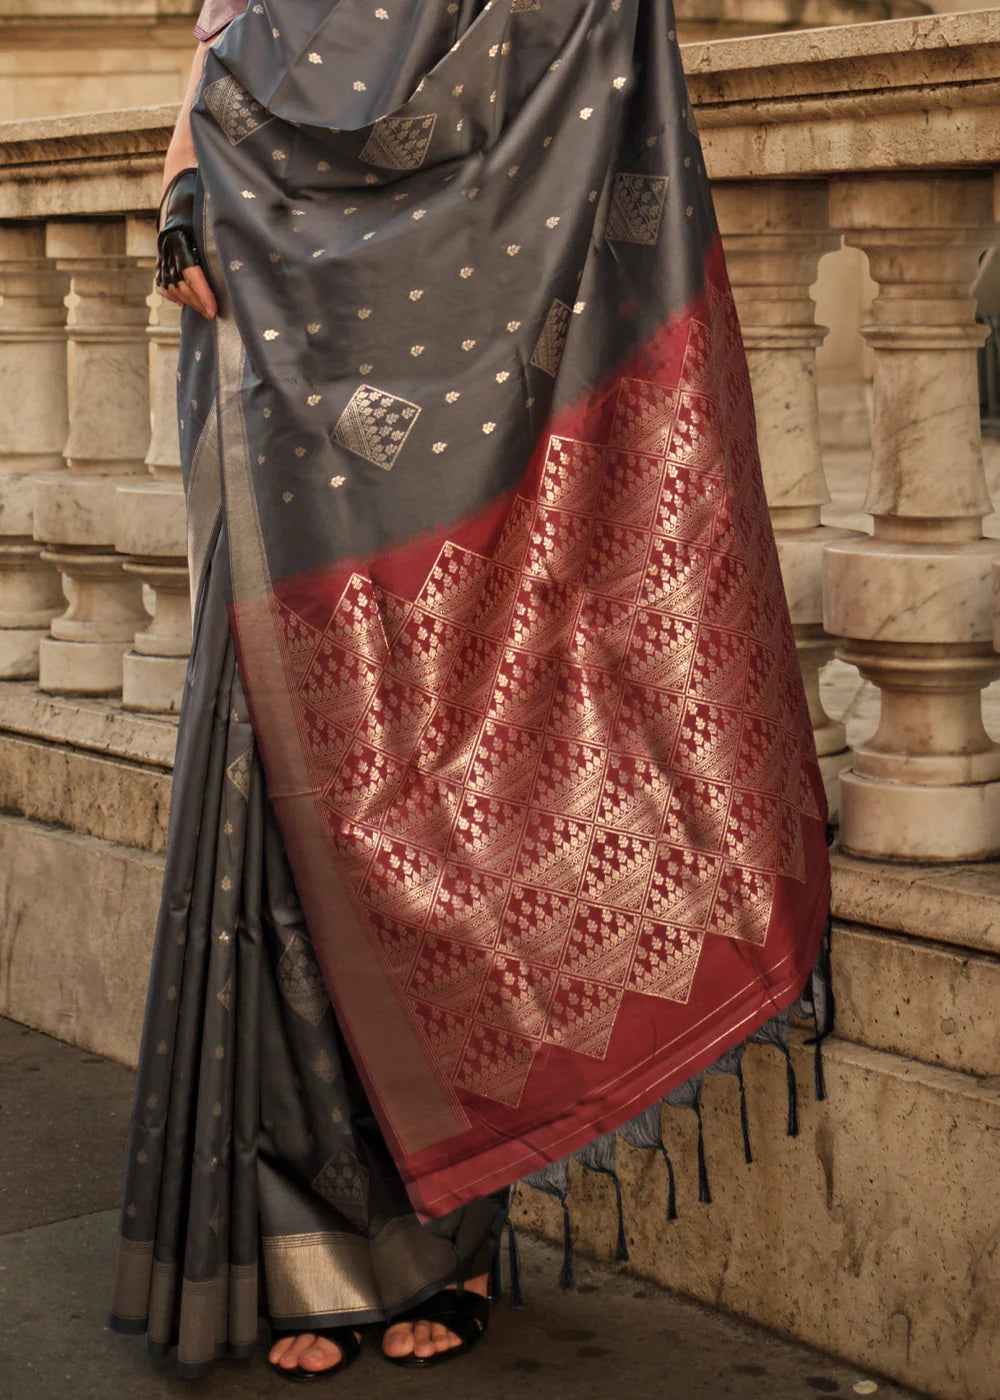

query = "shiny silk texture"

[{"left": 187, "top": 0, "right": 831, "bottom": 1219}]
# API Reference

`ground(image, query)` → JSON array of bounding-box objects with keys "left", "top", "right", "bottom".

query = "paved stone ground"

[{"left": 0, "top": 1017, "right": 925, "bottom": 1400}]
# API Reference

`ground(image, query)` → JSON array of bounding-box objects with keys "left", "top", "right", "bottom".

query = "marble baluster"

[
  {"left": 115, "top": 220, "right": 191, "bottom": 713},
  {"left": 0, "top": 226, "right": 69, "bottom": 678},
  {"left": 34, "top": 220, "right": 151, "bottom": 695},
  {"left": 714, "top": 180, "right": 857, "bottom": 815},
  {"left": 826, "top": 174, "right": 1000, "bottom": 860}
]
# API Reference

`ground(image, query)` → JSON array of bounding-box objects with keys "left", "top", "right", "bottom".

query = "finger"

[
  {"left": 158, "top": 285, "right": 185, "bottom": 308},
  {"left": 182, "top": 264, "right": 218, "bottom": 320},
  {"left": 172, "top": 281, "right": 198, "bottom": 312}
]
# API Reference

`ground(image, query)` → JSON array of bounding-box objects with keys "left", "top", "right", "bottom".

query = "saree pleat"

[{"left": 111, "top": 539, "right": 505, "bottom": 1378}]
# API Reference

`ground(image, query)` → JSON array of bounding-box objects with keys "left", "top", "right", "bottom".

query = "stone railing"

[
  {"left": 2, "top": 6, "right": 1000, "bottom": 802},
  {"left": 0, "top": 107, "right": 188, "bottom": 712},
  {"left": 688, "top": 7, "right": 1000, "bottom": 862}
]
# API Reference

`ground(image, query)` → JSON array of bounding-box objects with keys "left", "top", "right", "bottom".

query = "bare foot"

[
  {"left": 382, "top": 1273, "right": 489, "bottom": 1361},
  {"left": 268, "top": 1331, "right": 360, "bottom": 1375}
]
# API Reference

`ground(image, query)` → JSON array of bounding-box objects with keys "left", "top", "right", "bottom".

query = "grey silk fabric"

[
  {"left": 110, "top": 532, "right": 506, "bottom": 1379},
  {"left": 187, "top": 0, "right": 713, "bottom": 587}
]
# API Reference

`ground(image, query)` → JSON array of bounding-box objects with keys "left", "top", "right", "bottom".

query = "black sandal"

[
  {"left": 268, "top": 1327, "right": 363, "bottom": 1383},
  {"left": 382, "top": 1288, "right": 490, "bottom": 1368}
]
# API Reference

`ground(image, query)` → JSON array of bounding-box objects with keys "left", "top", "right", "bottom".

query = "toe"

[
  {"left": 281, "top": 1333, "right": 317, "bottom": 1369},
  {"left": 383, "top": 1323, "right": 415, "bottom": 1358},
  {"left": 268, "top": 1336, "right": 296, "bottom": 1365},
  {"left": 300, "top": 1337, "right": 343, "bottom": 1371},
  {"left": 413, "top": 1320, "right": 437, "bottom": 1358}
]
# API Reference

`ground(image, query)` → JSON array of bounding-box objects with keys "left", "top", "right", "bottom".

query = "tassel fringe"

[
  {"left": 805, "top": 908, "right": 836, "bottom": 1104},
  {"left": 609, "top": 1172, "right": 630, "bottom": 1262},
  {"left": 559, "top": 1197, "right": 575, "bottom": 1292},
  {"left": 506, "top": 1218, "right": 525, "bottom": 1308},
  {"left": 695, "top": 1103, "right": 712, "bottom": 1205},
  {"left": 660, "top": 1143, "right": 678, "bottom": 1221},
  {"left": 784, "top": 1048, "right": 799, "bottom": 1138},
  {"left": 737, "top": 1060, "right": 753, "bottom": 1165},
  {"left": 488, "top": 1241, "right": 503, "bottom": 1303}
]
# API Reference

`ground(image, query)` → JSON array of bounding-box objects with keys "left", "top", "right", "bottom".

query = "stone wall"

[
  {"left": 0, "top": 2, "right": 198, "bottom": 120},
  {"left": 675, "top": 0, "right": 930, "bottom": 40}
]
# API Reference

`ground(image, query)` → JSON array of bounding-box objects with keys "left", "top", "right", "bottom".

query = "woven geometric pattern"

[
  {"left": 606, "top": 173, "right": 670, "bottom": 247},
  {"left": 204, "top": 75, "right": 274, "bottom": 146},
  {"left": 530, "top": 300, "right": 573, "bottom": 378},
  {"left": 278, "top": 286, "right": 817, "bottom": 1108},
  {"left": 332, "top": 385, "right": 422, "bottom": 471},
  {"left": 360, "top": 114, "right": 438, "bottom": 171}
]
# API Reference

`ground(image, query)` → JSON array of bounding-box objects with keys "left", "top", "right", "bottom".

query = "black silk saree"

[{"left": 112, "top": 0, "right": 832, "bottom": 1376}]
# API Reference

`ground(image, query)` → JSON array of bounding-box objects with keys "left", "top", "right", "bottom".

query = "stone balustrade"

[
  {"left": 0, "top": 107, "right": 187, "bottom": 711},
  {"left": 687, "top": 7, "right": 1000, "bottom": 861}
]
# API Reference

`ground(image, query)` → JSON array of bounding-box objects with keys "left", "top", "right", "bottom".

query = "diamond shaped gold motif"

[
  {"left": 332, "top": 385, "right": 421, "bottom": 471},
  {"left": 607, "top": 173, "right": 669, "bottom": 246}
]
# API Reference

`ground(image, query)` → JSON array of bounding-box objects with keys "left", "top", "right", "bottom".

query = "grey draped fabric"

[{"left": 110, "top": 530, "right": 505, "bottom": 1379}]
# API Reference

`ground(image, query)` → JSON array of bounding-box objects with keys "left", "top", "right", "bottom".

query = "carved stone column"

[
  {"left": 34, "top": 220, "right": 150, "bottom": 695},
  {"left": 714, "top": 180, "right": 857, "bottom": 815},
  {"left": 826, "top": 174, "right": 1000, "bottom": 861},
  {"left": 0, "top": 226, "right": 68, "bottom": 678},
  {"left": 115, "top": 225, "right": 190, "bottom": 714}
]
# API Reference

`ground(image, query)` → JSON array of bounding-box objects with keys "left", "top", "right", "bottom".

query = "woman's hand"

[{"left": 156, "top": 168, "right": 218, "bottom": 320}]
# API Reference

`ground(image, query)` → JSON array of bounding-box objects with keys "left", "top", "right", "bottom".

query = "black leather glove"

[{"left": 156, "top": 168, "right": 201, "bottom": 291}]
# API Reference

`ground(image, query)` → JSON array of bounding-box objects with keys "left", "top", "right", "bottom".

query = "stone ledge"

[
  {"left": 832, "top": 845, "right": 1000, "bottom": 956},
  {"left": 683, "top": 8, "right": 1000, "bottom": 83},
  {"left": 0, "top": 680, "right": 177, "bottom": 767},
  {"left": 682, "top": 9, "right": 1000, "bottom": 177},
  {"left": 0, "top": 731, "right": 173, "bottom": 852},
  {"left": 0, "top": 106, "right": 175, "bottom": 218},
  {"left": 833, "top": 920, "right": 1000, "bottom": 1078}
]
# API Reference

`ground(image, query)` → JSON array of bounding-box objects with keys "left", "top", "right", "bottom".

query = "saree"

[{"left": 112, "top": 0, "right": 832, "bottom": 1376}]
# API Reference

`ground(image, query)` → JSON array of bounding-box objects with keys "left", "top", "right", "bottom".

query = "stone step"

[
  {"left": 0, "top": 731, "right": 173, "bottom": 853},
  {"left": 0, "top": 680, "right": 176, "bottom": 852}
]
